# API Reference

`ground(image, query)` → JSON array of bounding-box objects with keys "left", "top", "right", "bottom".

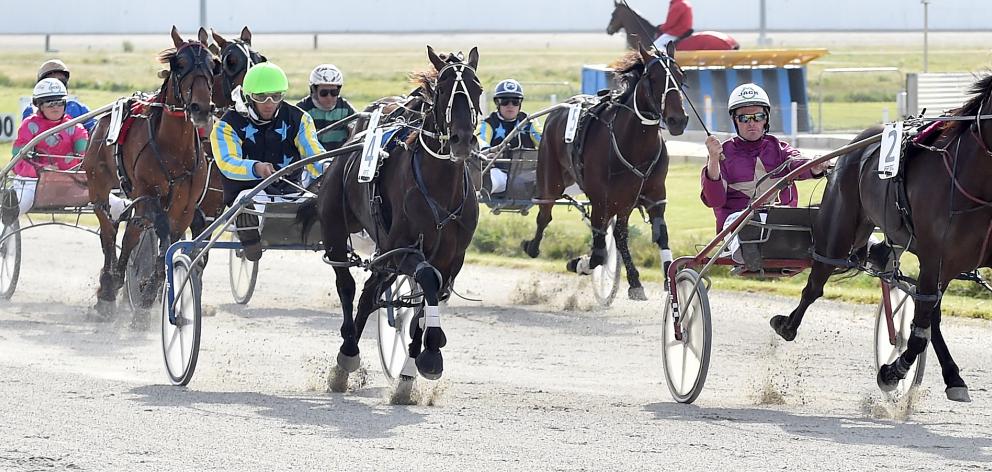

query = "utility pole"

[
  {"left": 758, "top": 0, "right": 769, "bottom": 46},
  {"left": 199, "top": 0, "right": 207, "bottom": 30},
  {"left": 922, "top": 0, "right": 930, "bottom": 72}
]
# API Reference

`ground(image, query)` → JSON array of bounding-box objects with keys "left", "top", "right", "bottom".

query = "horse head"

[
  {"left": 166, "top": 26, "right": 216, "bottom": 128},
  {"left": 606, "top": 0, "right": 632, "bottom": 35},
  {"left": 426, "top": 46, "right": 482, "bottom": 162},
  {"left": 639, "top": 43, "right": 688, "bottom": 135},
  {"left": 211, "top": 26, "right": 267, "bottom": 108}
]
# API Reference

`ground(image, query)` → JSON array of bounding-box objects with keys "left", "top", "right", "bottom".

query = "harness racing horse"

[
  {"left": 303, "top": 46, "right": 481, "bottom": 383},
  {"left": 190, "top": 27, "right": 268, "bottom": 250},
  {"left": 83, "top": 26, "right": 214, "bottom": 320},
  {"left": 769, "top": 74, "right": 992, "bottom": 402},
  {"left": 521, "top": 44, "right": 688, "bottom": 300}
]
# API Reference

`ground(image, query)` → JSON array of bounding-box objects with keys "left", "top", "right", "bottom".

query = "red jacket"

[{"left": 659, "top": 0, "right": 693, "bottom": 38}]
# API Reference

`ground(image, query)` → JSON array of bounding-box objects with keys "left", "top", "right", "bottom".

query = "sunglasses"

[
  {"left": 317, "top": 88, "right": 341, "bottom": 97},
  {"left": 734, "top": 112, "right": 768, "bottom": 124},
  {"left": 498, "top": 98, "right": 521, "bottom": 107},
  {"left": 40, "top": 100, "right": 67, "bottom": 109},
  {"left": 248, "top": 92, "right": 285, "bottom": 104}
]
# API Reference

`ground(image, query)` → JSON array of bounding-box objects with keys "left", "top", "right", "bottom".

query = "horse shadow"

[
  {"left": 644, "top": 402, "right": 992, "bottom": 464},
  {"left": 127, "top": 384, "right": 427, "bottom": 439}
]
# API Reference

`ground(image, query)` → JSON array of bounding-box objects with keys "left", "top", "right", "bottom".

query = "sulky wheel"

[
  {"left": 228, "top": 232, "right": 259, "bottom": 305},
  {"left": 661, "top": 268, "right": 712, "bottom": 404},
  {"left": 592, "top": 217, "right": 621, "bottom": 307},
  {"left": 161, "top": 253, "right": 202, "bottom": 386},
  {"left": 0, "top": 219, "right": 21, "bottom": 300},
  {"left": 875, "top": 284, "right": 926, "bottom": 398},
  {"left": 377, "top": 275, "right": 423, "bottom": 380},
  {"left": 126, "top": 228, "right": 160, "bottom": 311}
]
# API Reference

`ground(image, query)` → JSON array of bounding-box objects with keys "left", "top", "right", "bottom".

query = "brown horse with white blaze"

[{"left": 83, "top": 26, "right": 214, "bottom": 319}]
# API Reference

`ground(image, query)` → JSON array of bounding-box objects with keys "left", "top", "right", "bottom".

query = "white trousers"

[{"left": 653, "top": 33, "right": 679, "bottom": 51}]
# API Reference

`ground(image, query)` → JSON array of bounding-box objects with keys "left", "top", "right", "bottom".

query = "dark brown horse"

[
  {"left": 607, "top": 0, "right": 738, "bottom": 51},
  {"left": 606, "top": 0, "right": 662, "bottom": 51},
  {"left": 301, "top": 46, "right": 481, "bottom": 382},
  {"left": 521, "top": 44, "right": 688, "bottom": 300},
  {"left": 769, "top": 74, "right": 992, "bottom": 402},
  {"left": 83, "top": 27, "right": 214, "bottom": 319},
  {"left": 191, "top": 27, "right": 267, "bottom": 243}
]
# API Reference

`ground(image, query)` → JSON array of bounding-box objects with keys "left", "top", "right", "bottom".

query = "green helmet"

[{"left": 242, "top": 63, "right": 289, "bottom": 94}]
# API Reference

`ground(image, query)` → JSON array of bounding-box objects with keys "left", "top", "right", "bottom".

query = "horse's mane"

[
  {"left": 156, "top": 47, "right": 180, "bottom": 65},
  {"left": 944, "top": 73, "right": 992, "bottom": 135},
  {"left": 409, "top": 52, "right": 466, "bottom": 88},
  {"left": 610, "top": 51, "right": 647, "bottom": 100}
]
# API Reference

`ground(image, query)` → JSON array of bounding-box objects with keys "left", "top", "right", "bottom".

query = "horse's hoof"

[
  {"left": 769, "top": 315, "right": 796, "bottom": 342},
  {"left": 628, "top": 286, "right": 648, "bottom": 301},
  {"left": 520, "top": 239, "right": 540, "bottom": 258},
  {"left": 946, "top": 386, "right": 972, "bottom": 402},
  {"left": 415, "top": 349, "right": 443, "bottom": 380},
  {"left": 336, "top": 351, "right": 361, "bottom": 373},
  {"left": 876, "top": 364, "right": 902, "bottom": 392},
  {"left": 90, "top": 299, "right": 116, "bottom": 322}
]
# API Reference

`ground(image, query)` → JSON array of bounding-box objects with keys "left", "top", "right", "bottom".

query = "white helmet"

[
  {"left": 309, "top": 64, "right": 343, "bottom": 87},
  {"left": 728, "top": 83, "right": 771, "bottom": 115},
  {"left": 32, "top": 77, "right": 68, "bottom": 102}
]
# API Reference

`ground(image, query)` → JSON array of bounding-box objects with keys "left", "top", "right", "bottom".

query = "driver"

[
  {"left": 211, "top": 63, "right": 325, "bottom": 262},
  {"left": 700, "top": 83, "right": 828, "bottom": 262},
  {"left": 475, "top": 79, "right": 542, "bottom": 196}
]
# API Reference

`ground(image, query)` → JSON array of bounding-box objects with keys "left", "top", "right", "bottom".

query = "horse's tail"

[{"left": 296, "top": 199, "right": 319, "bottom": 244}]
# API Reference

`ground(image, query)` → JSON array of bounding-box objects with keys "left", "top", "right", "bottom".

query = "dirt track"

[{"left": 1, "top": 227, "right": 991, "bottom": 471}]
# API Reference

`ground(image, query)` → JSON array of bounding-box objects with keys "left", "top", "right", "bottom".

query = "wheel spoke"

[{"left": 680, "top": 339, "right": 689, "bottom": 393}]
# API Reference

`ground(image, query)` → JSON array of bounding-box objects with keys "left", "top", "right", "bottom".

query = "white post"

[
  {"left": 704, "top": 95, "right": 713, "bottom": 131},
  {"left": 758, "top": 0, "right": 769, "bottom": 46},
  {"left": 480, "top": 92, "right": 489, "bottom": 116},
  {"left": 199, "top": 0, "right": 207, "bottom": 29},
  {"left": 882, "top": 107, "right": 890, "bottom": 124},
  {"left": 790, "top": 101, "right": 798, "bottom": 143},
  {"left": 550, "top": 94, "right": 558, "bottom": 106},
  {"left": 897, "top": 91, "right": 907, "bottom": 118}
]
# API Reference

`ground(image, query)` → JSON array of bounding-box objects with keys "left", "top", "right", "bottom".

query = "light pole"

[
  {"left": 922, "top": 0, "right": 930, "bottom": 72},
  {"left": 199, "top": 0, "right": 207, "bottom": 30},
  {"left": 758, "top": 0, "right": 769, "bottom": 46}
]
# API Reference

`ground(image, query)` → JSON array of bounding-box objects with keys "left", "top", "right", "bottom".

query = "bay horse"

[
  {"left": 769, "top": 74, "right": 992, "bottom": 402},
  {"left": 301, "top": 46, "right": 481, "bottom": 382},
  {"left": 521, "top": 44, "right": 688, "bottom": 300},
  {"left": 83, "top": 26, "right": 214, "bottom": 319},
  {"left": 190, "top": 27, "right": 267, "bottom": 246}
]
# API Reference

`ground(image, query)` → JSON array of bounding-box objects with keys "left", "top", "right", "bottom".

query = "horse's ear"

[
  {"left": 467, "top": 47, "right": 479, "bottom": 70},
  {"left": 197, "top": 27, "right": 209, "bottom": 45},
  {"left": 212, "top": 28, "right": 229, "bottom": 49},
  {"left": 637, "top": 42, "right": 653, "bottom": 64},
  {"left": 665, "top": 40, "right": 676, "bottom": 58},
  {"left": 240, "top": 26, "right": 252, "bottom": 45},
  {"left": 427, "top": 45, "right": 445, "bottom": 71},
  {"left": 170, "top": 26, "right": 183, "bottom": 48},
  {"left": 208, "top": 43, "right": 220, "bottom": 56}
]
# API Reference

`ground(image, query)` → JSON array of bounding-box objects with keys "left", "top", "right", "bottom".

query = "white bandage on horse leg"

[
  {"left": 401, "top": 356, "right": 418, "bottom": 377},
  {"left": 661, "top": 249, "right": 673, "bottom": 265},
  {"left": 424, "top": 305, "right": 441, "bottom": 328}
]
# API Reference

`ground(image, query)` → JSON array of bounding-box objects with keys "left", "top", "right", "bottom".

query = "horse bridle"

[
  {"left": 161, "top": 41, "right": 215, "bottom": 118},
  {"left": 419, "top": 61, "right": 481, "bottom": 160},
  {"left": 632, "top": 54, "right": 683, "bottom": 126},
  {"left": 220, "top": 40, "right": 264, "bottom": 101}
]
